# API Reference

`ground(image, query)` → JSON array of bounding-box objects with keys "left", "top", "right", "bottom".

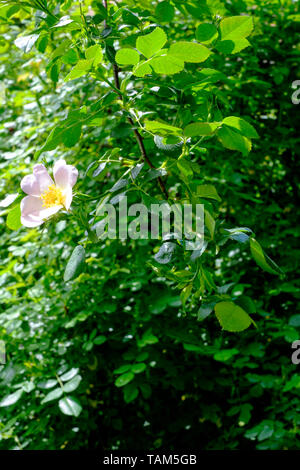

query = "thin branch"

[
  {"left": 113, "top": 63, "right": 169, "bottom": 199},
  {"left": 102, "top": 1, "right": 168, "bottom": 199}
]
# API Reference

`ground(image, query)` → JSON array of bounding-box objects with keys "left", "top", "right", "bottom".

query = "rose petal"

[
  {"left": 33, "top": 164, "right": 54, "bottom": 193},
  {"left": 64, "top": 186, "right": 73, "bottom": 210},
  {"left": 21, "top": 174, "right": 41, "bottom": 196},
  {"left": 20, "top": 195, "right": 62, "bottom": 227},
  {"left": 53, "top": 160, "right": 78, "bottom": 189}
]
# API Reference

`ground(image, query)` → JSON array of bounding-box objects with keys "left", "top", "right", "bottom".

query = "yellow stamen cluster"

[{"left": 41, "top": 185, "right": 65, "bottom": 208}]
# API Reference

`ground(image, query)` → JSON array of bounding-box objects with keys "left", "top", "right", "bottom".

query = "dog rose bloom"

[{"left": 20, "top": 160, "right": 78, "bottom": 227}]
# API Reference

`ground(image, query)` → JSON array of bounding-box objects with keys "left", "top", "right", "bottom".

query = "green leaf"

[
  {"left": 41, "top": 387, "right": 63, "bottom": 404},
  {"left": 85, "top": 44, "right": 103, "bottom": 66},
  {"left": 93, "top": 335, "right": 107, "bottom": 345},
  {"left": 140, "top": 330, "right": 159, "bottom": 346},
  {"left": 205, "top": 210, "right": 215, "bottom": 239},
  {"left": 169, "top": 41, "right": 211, "bottom": 63},
  {"left": 222, "top": 116, "right": 259, "bottom": 138},
  {"left": 177, "top": 158, "right": 193, "bottom": 178},
  {"left": 283, "top": 374, "right": 300, "bottom": 392},
  {"left": 197, "top": 184, "right": 221, "bottom": 202},
  {"left": 39, "top": 123, "right": 82, "bottom": 154},
  {"left": 250, "top": 238, "right": 282, "bottom": 275},
  {"left": 115, "top": 48, "right": 140, "bottom": 65},
  {"left": 132, "top": 61, "right": 152, "bottom": 77},
  {"left": 7, "top": 204, "right": 21, "bottom": 230},
  {"left": 114, "top": 364, "right": 131, "bottom": 374},
  {"left": 0, "top": 389, "right": 23, "bottom": 407},
  {"left": 155, "top": 2, "right": 175, "bottom": 23},
  {"left": 217, "top": 125, "right": 251, "bottom": 155},
  {"left": 184, "top": 122, "right": 220, "bottom": 137},
  {"left": 60, "top": 368, "right": 79, "bottom": 381},
  {"left": 145, "top": 120, "right": 181, "bottom": 136},
  {"left": 131, "top": 363, "right": 146, "bottom": 374},
  {"left": 151, "top": 54, "right": 184, "bottom": 75},
  {"left": 61, "top": 49, "right": 78, "bottom": 65},
  {"left": 219, "top": 16, "right": 254, "bottom": 41},
  {"left": 64, "top": 245, "right": 85, "bottom": 282},
  {"left": 63, "top": 375, "right": 82, "bottom": 393},
  {"left": 115, "top": 372, "right": 135, "bottom": 387},
  {"left": 136, "top": 27, "right": 167, "bottom": 58},
  {"left": 216, "top": 38, "right": 250, "bottom": 54},
  {"left": 196, "top": 23, "right": 218, "bottom": 44},
  {"left": 214, "top": 348, "right": 239, "bottom": 362},
  {"left": 198, "top": 302, "right": 215, "bottom": 321},
  {"left": 58, "top": 396, "right": 82, "bottom": 417},
  {"left": 214, "top": 301, "right": 253, "bottom": 332},
  {"left": 123, "top": 383, "right": 139, "bottom": 403},
  {"left": 181, "top": 284, "right": 193, "bottom": 307},
  {"left": 154, "top": 135, "right": 183, "bottom": 155},
  {"left": 122, "top": 9, "right": 139, "bottom": 26},
  {"left": 65, "top": 59, "right": 93, "bottom": 81}
]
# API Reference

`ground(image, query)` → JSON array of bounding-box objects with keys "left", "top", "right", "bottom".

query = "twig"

[
  {"left": 102, "top": 1, "right": 168, "bottom": 199},
  {"left": 113, "top": 63, "right": 169, "bottom": 199}
]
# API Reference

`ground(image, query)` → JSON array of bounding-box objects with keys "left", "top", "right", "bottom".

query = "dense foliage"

[{"left": 0, "top": 0, "right": 299, "bottom": 450}]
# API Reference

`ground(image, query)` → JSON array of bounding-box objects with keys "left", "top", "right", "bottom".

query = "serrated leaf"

[
  {"left": 205, "top": 210, "right": 215, "bottom": 239},
  {"left": 64, "top": 245, "right": 85, "bottom": 282},
  {"left": 65, "top": 59, "right": 93, "bottom": 81},
  {"left": 197, "top": 184, "right": 221, "bottom": 202},
  {"left": 58, "top": 396, "right": 82, "bottom": 417},
  {"left": 85, "top": 44, "right": 103, "bottom": 66},
  {"left": 169, "top": 41, "right": 211, "bottom": 63},
  {"left": 184, "top": 122, "right": 220, "bottom": 137},
  {"left": 177, "top": 158, "right": 193, "bottom": 178},
  {"left": 136, "top": 27, "right": 167, "bottom": 58},
  {"left": 222, "top": 116, "right": 259, "bottom": 138},
  {"left": 250, "top": 238, "right": 282, "bottom": 275},
  {"left": 151, "top": 54, "right": 184, "bottom": 75},
  {"left": 154, "top": 135, "right": 183, "bottom": 154},
  {"left": 132, "top": 61, "right": 152, "bottom": 77},
  {"left": 145, "top": 120, "right": 181, "bottom": 136},
  {"left": 219, "top": 16, "right": 253, "bottom": 41},
  {"left": 196, "top": 23, "right": 218, "bottom": 44},
  {"left": 217, "top": 125, "right": 251, "bottom": 155},
  {"left": 216, "top": 38, "right": 250, "bottom": 54},
  {"left": 215, "top": 301, "right": 252, "bottom": 332},
  {"left": 115, "top": 48, "right": 140, "bottom": 65},
  {"left": 155, "top": 2, "right": 175, "bottom": 23}
]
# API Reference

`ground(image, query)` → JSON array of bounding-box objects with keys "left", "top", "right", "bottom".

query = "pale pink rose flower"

[{"left": 20, "top": 160, "right": 78, "bottom": 227}]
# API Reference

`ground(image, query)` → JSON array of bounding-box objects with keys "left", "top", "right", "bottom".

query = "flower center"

[{"left": 41, "top": 185, "right": 65, "bottom": 208}]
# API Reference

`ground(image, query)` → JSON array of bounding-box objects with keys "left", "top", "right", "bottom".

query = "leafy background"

[{"left": 0, "top": 0, "right": 299, "bottom": 450}]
